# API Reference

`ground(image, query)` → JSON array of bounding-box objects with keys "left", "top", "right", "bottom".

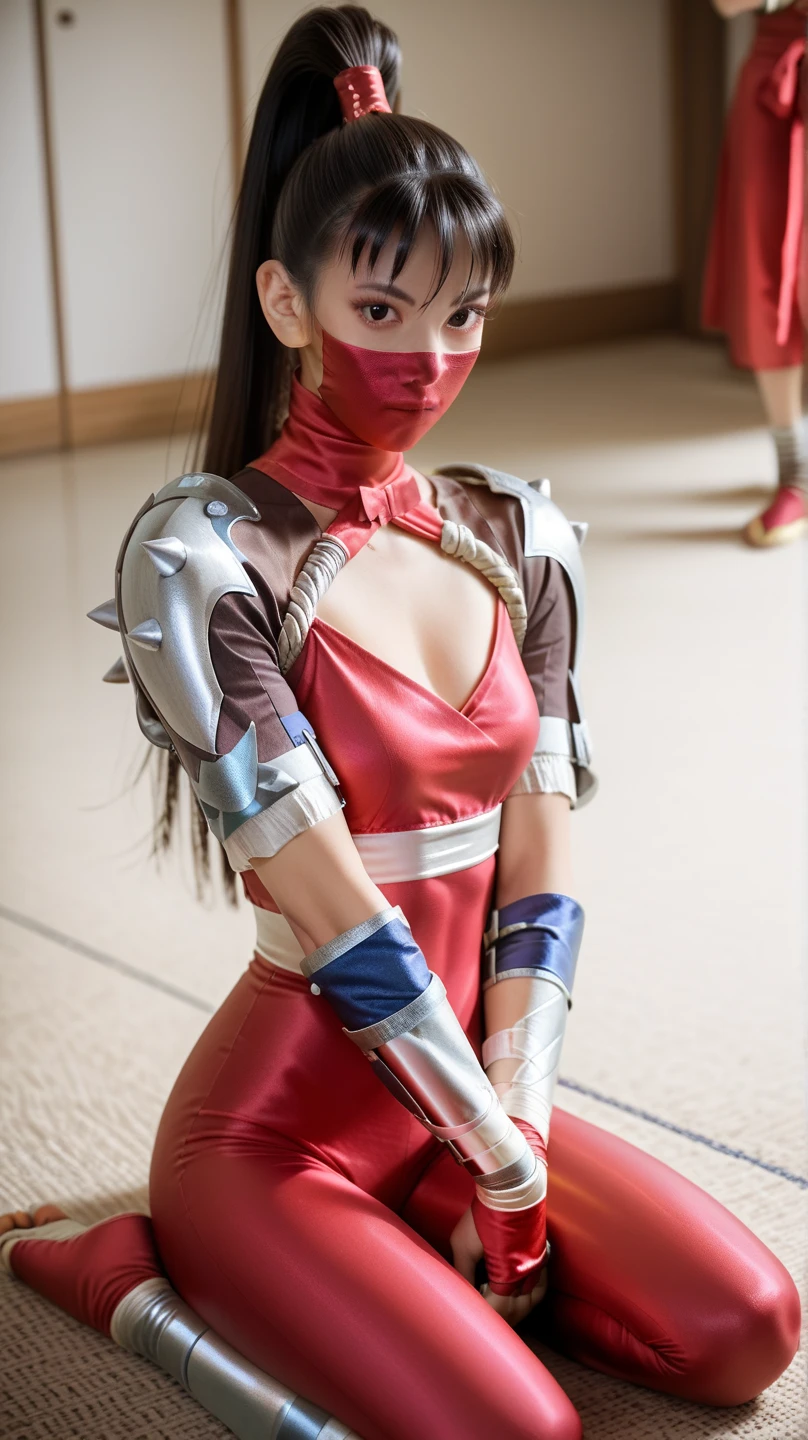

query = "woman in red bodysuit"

[
  {"left": 704, "top": 0, "right": 808, "bottom": 544},
  {"left": 1, "top": 9, "right": 800, "bottom": 1439}
]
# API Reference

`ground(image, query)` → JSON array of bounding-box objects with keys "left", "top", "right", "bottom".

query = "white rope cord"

[
  {"left": 440, "top": 520, "right": 528, "bottom": 651},
  {"left": 278, "top": 536, "right": 348, "bottom": 674},
  {"left": 279, "top": 517, "right": 527, "bottom": 673}
]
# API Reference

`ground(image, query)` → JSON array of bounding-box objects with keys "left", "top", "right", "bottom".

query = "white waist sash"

[
  {"left": 351, "top": 806, "right": 502, "bottom": 884},
  {"left": 254, "top": 806, "right": 501, "bottom": 975}
]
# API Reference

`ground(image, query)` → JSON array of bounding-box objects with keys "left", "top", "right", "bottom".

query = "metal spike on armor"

[
  {"left": 102, "top": 658, "right": 129, "bottom": 684},
  {"left": 141, "top": 537, "right": 188, "bottom": 576},
  {"left": 127, "top": 619, "right": 163, "bottom": 651},
  {"left": 87, "top": 599, "right": 119, "bottom": 631}
]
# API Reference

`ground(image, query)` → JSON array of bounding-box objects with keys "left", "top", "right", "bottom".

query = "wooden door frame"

[
  {"left": 33, "top": 0, "right": 71, "bottom": 447},
  {"left": 669, "top": 0, "right": 727, "bottom": 336}
]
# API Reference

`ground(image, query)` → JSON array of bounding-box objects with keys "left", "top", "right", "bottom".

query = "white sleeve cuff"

[
  {"left": 222, "top": 772, "right": 343, "bottom": 872},
  {"left": 507, "top": 752, "right": 577, "bottom": 804}
]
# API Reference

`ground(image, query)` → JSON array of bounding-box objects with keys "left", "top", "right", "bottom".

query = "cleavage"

[{"left": 315, "top": 523, "right": 499, "bottom": 713}]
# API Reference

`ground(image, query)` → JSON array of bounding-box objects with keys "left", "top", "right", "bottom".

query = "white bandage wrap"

[
  {"left": 507, "top": 752, "right": 577, "bottom": 804},
  {"left": 482, "top": 977, "right": 569, "bottom": 1144},
  {"left": 473, "top": 1154, "right": 548, "bottom": 1213},
  {"left": 223, "top": 764, "right": 342, "bottom": 871}
]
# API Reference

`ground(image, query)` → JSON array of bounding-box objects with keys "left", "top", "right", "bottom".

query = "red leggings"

[{"left": 139, "top": 957, "right": 800, "bottom": 1440}]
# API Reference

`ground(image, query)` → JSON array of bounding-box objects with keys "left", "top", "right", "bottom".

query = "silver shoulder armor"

[
  {"left": 434, "top": 462, "right": 596, "bottom": 805},
  {"left": 89, "top": 472, "right": 340, "bottom": 844},
  {"left": 110, "top": 472, "right": 259, "bottom": 751}
]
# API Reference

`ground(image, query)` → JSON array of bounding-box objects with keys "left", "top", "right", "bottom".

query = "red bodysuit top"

[
  {"left": 194, "top": 378, "right": 577, "bottom": 1016},
  {"left": 286, "top": 501, "right": 540, "bottom": 836}
]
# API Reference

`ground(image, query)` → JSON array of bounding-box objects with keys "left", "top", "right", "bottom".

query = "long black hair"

[{"left": 156, "top": 4, "right": 515, "bottom": 900}]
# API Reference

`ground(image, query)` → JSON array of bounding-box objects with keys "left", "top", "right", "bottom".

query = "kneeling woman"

[{"left": 2, "top": 8, "right": 799, "bottom": 1439}]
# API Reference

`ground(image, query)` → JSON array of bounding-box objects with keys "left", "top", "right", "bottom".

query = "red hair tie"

[{"left": 334, "top": 65, "right": 391, "bottom": 122}]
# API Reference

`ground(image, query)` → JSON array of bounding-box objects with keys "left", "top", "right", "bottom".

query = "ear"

[{"left": 256, "top": 260, "right": 313, "bottom": 348}]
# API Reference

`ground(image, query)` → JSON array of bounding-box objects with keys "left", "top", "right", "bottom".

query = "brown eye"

[
  {"left": 449, "top": 308, "right": 471, "bottom": 328},
  {"left": 364, "top": 304, "right": 391, "bottom": 322}
]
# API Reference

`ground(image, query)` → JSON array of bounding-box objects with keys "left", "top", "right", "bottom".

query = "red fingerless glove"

[{"left": 471, "top": 1120, "right": 548, "bottom": 1297}]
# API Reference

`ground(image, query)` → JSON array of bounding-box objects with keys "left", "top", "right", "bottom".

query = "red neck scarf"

[
  {"left": 250, "top": 353, "right": 467, "bottom": 555},
  {"left": 252, "top": 372, "right": 410, "bottom": 510}
]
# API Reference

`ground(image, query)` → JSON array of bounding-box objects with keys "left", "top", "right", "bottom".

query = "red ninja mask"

[{"left": 318, "top": 328, "right": 480, "bottom": 451}]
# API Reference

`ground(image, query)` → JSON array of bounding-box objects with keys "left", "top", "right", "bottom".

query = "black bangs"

[
  {"left": 341, "top": 170, "right": 515, "bottom": 307},
  {"left": 273, "top": 111, "right": 516, "bottom": 309}
]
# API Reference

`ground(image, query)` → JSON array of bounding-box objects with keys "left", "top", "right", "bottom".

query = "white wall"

[
  {"left": 0, "top": 1, "right": 59, "bottom": 401},
  {"left": 241, "top": 0, "right": 675, "bottom": 301},
  {"left": 43, "top": 0, "right": 233, "bottom": 390},
  {"left": 2, "top": 0, "right": 676, "bottom": 406}
]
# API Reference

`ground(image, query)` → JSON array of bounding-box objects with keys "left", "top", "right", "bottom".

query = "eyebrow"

[
  {"left": 450, "top": 285, "right": 490, "bottom": 306},
  {"left": 354, "top": 281, "right": 491, "bottom": 307},
  {"left": 355, "top": 281, "right": 416, "bottom": 304}
]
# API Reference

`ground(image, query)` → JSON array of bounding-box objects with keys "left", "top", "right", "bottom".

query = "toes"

[
  {"left": 32, "top": 1205, "right": 66, "bottom": 1226},
  {"left": 0, "top": 1210, "right": 32, "bottom": 1236},
  {"left": 0, "top": 1205, "right": 66, "bottom": 1237}
]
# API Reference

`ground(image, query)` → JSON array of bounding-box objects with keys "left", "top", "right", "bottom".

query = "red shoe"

[{"left": 745, "top": 486, "right": 808, "bottom": 547}]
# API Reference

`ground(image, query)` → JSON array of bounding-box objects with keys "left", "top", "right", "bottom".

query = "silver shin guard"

[
  {"left": 345, "top": 977, "right": 540, "bottom": 1204},
  {"left": 111, "top": 1278, "right": 359, "bottom": 1440}
]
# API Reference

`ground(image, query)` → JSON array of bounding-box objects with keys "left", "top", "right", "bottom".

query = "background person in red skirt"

[{"left": 704, "top": 0, "right": 808, "bottom": 546}]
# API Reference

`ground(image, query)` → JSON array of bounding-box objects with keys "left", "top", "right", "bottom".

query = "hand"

[
  {"left": 449, "top": 1202, "right": 485, "bottom": 1286},
  {"left": 481, "top": 1269, "right": 549, "bottom": 1327},
  {"left": 449, "top": 1205, "right": 549, "bottom": 1327}
]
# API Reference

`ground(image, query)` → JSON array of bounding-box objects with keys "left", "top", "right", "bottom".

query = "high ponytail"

[
  {"left": 157, "top": 8, "right": 401, "bottom": 900},
  {"left": 202, "top": 5, "right": 401, "bottom": 478},
  {"left": 155, "top": 5, "right": 514, "bottom": 901}
]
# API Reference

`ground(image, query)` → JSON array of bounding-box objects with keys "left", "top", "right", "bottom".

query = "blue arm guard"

[{"left": 483, "top": 892, "right": 584, "bottom": 1000}]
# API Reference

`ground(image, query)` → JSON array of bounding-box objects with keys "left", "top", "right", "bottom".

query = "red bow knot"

[{"left": 358, "top": 476, "right": 421, "bottom": 524}]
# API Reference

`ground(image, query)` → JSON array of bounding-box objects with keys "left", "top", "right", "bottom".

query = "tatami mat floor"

[{"left": 1, "top": 336, "right": 806, "bottom": 1439}]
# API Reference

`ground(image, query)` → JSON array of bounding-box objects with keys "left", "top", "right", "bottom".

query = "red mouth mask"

[{"left": 318, "top": 329, "right": 480, "bottom": 451}]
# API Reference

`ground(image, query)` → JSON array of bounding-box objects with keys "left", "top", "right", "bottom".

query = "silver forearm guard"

[
  {"left": 301, "top": 907, "right": 544, "bottom": 1212},
  {"left": 344, "top": 978, "right": 543, "bottom": 1210},
  {"left": 482, "top": 892, "right": 583, "bottom": 1147},
  {"left": 482, "top": 975, "right": 569, "bottom": 1143}
]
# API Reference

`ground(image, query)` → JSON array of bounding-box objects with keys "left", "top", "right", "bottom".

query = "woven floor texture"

[{"left": 1, "top": 340, "right": 806, "bottom": 1439}]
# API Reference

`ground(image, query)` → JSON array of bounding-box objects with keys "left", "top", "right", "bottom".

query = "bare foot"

[{"left": 0, "top": 1205, "right": 67, "bottom": 1237}]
